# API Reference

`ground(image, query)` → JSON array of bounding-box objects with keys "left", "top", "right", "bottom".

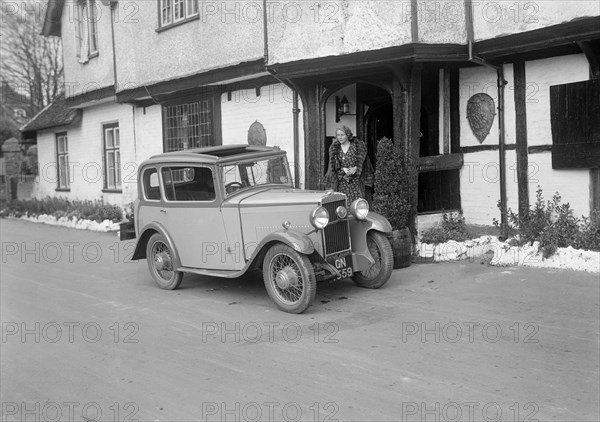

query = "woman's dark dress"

[{"left": 337, "top": 142, "right": 365, "bottom": 204}]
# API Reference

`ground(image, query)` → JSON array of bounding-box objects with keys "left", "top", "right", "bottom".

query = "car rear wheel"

[
  {"left": 263, "top": 243, "right": 316, "bottom": 314},
  {"left": 146, "top": 233, "right": 183, "bottom": 290},
  {"left": 352, "top": 231, "right": 393, "bottom": 289}
]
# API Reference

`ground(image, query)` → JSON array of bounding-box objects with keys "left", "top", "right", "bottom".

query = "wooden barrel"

[{"left": 387, "top": 228, "right": 413, "bottom": 269}]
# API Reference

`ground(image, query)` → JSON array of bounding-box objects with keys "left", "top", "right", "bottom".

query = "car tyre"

[
  {"left": 263, "top": 243, "right": 316, "bottom": 314},
  {"left": 146, "top": 233, "right": 183, "bottom": 290},
  {"left": 352, "top": 231, "right": 393, "bottom": 289}
]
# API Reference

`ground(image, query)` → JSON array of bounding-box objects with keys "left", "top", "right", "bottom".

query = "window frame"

[
  {"left": 158, "top": 0, "right": 199, "bottom": 30},
  {"left": 102, "top": 122, "right": 121, "bottom": 192},
  {"left": 160, "top": 165, "right": 217, "bottom": 203},
  {"left": 55, "top": 132, "right": 70, "bottom": 191},
  {"left": 75, "top": 0, "right": 99, "bottom": 61}
]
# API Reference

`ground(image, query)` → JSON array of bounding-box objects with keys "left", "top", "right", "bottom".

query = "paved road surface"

[{"left": 1, "top": 219, "right": 599, "bottom": 421}]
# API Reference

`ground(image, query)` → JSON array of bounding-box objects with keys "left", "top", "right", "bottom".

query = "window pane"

[
  {"left": 114, "top": 128, "right": 120, "bottom": 147},
  {"left": 164, "top": 166, "right": 215, "bottom": 201},
  {"left": 174, "top": 0, "right": 184, "bottom": 20},
  {"left": 115, "top": 151, "right": 121, "bottom": 188},
  {"left": 88, "top": 0, "right": 98, "bottom": 52},
  {"left": 161, "top": 0, "right": 172, "bottom": 25},
  {"left": 106, "top": 151, "right": 115, "bottom": 188},
  {"left": 105, "top": 128, "right": 114, "bottom": 148},
  {"left": 187, "top": 0, "right": 198, "bottom": 15}
]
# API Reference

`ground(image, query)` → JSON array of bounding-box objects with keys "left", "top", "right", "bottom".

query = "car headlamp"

[
  {"left": 350, "top": 199, "right": 369, "bottom": 220},
  {"left": 310, "top": 206, "right": 329, "bottom": 229}
]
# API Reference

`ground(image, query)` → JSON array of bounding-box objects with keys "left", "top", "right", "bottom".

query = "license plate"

[{"left": 329, "top": 255, "right": 353, "bottom": 280}]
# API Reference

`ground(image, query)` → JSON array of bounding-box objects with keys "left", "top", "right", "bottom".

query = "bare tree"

[{"left": 1, "top": 0, "right": 63, "bottom": 115}]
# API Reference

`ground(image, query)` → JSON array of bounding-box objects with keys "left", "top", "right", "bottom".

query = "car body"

[{"left": 125, "top": 144, "right": 394, "bottom": 313}]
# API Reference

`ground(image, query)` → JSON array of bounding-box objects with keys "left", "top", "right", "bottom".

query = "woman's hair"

[{"left": 336, "top": 125, "right": 354, "bottom": 140}]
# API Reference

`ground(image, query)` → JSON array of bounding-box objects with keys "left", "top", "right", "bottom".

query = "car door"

[{"left": 159, "top": 164, "right": 239, "bottom": 270}]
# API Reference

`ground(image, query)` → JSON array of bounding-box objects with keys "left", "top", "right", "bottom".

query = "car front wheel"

[
  {"left": 263, "top": 243, "right": 316, "bottom": 314},
  {"left": 146, "top": 233, "right": 183, "bottom": 290},
  {"left": 352, "top": 231, "right": 393, "bottom": 289}
]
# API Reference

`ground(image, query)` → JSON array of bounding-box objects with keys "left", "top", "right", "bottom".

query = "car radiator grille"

[{"left": 322, "top": 198, "right": 351, "bottom": 256}]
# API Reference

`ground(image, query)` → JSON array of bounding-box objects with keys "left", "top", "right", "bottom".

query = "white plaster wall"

[
  {"left": 526, "top": 152, "right": 590, "bottom": 217},
  {"left": 416, "top": 0, "right": 467, "bottom": 44},
  {"left": 458, "top": 54, "right": 593, "bottom": 224},
  {"left": 115, "top": 0, "right": 264, "bottom": 89},
  {"left": 267, "top": 0, "right": 412, "bottom": 64},
  {"left": 220, "top": 83, "right": 305, "bottom": 188},
  {"left": 525, "top": 54, "right": 590, "bottom": 147},
  {"left": 473, "top": 1, "right": 600, "bottom": 41},
  {"left": 33, "top": 102, "right": 139, "bottom": 209},
  {"left": 61, "top": 0, "right": 115, "bottom": 98},
  {"left": 459, "top": 66, "right": 501, "bottom": 148},
  {"left": 460, "top": 150, "right": 504, "bottom": 225}
]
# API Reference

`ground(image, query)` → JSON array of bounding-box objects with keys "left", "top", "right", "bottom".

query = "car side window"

[
  {"left": 161, "top": 166, "right": 216, "bottom": 202},
  {"left": 143, "top": 168, "right": 161, "bottom": 201}
]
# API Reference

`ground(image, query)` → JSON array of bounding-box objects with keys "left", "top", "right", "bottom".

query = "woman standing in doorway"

[{"left": 325, "top": 125, "right": 368, "bottom": 204}]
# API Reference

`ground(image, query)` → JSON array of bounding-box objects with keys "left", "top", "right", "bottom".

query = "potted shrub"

[{"left": 371, "top": 137, "right": 413, "bottom": 268}]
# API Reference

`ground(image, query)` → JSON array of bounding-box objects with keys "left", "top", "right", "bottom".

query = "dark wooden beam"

[
  {"left": 417, "top": 153, "right": 464, "bottom": 173},
  {"left": 577, "top": 40, "right": 600, "bottom": 79},
  {"left": 449, "top": 68, "right": 460, "bottom": 154},
  {"left": 407, "top": 64, "right": 422, "bottom": 239},
  {"left": 514, "top": 61, "right": 530, "bottom": 217},
  {"left": 443, "top": 68, "right": 451, "bottom": 155}
]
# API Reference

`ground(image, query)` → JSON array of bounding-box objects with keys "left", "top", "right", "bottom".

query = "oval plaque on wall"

[
  {"left": 248, "top": 121, "right": 267, "bottom": 146},
  {"left": 467, "top": 93, "right": 496, "bottom": 144}
]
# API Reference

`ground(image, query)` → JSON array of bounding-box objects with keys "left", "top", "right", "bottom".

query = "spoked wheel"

[
  {"left": 146, "top": 233, "right": 183, "bottom": 290},
  {"left": 352, "top": 231, "right": 393, "bottom": 289},
  {"left": 262, "top": 243, "right": 316, "bottom": 313}
]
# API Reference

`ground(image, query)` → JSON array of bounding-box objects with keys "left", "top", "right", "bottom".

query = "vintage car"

[{"left": 125, "top": 145, "right": 394, "bottom": 313}]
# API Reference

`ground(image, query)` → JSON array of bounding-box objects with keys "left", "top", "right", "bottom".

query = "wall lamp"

[{"left": 335, "top": 96, "right": 355, "bottom": 122}]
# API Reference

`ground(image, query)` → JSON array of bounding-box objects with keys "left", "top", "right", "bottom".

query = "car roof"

[{"left": 143, "top": 144, "right": 287, "bottom": 166}]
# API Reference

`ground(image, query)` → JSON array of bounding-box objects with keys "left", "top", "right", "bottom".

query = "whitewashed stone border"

[
  {"left": 15, "top": 214, "right": 120, "bottom": 232},
  {"left": 417, "top": 236, "right": 599, "bottom": 273}
]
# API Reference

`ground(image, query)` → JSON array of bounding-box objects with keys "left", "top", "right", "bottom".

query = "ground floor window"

[
  {"left": 103, "top": 123, "right": 121, "bottom": 190},
  {"left": 102, "top": 123, "right": 121, "bottom": 190},
  {"left": 163, "top": 100, "right": 213, "bottom": 152},
  {"left": 56, "top": 132, "right": 69, "bottom": 189}
]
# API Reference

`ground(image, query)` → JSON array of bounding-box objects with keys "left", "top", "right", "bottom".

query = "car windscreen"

[{"left": 222, "top": 156, "right": 293, "bottom": 195}]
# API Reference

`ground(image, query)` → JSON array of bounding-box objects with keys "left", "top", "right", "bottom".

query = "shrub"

[
  {"left": 371, "top": 136, "right": 411, "bottom": 230},
  {"left": 420, "top": 211, "right": 472, "bottom": 244},
  {"left": 2, "top": 196, "right": 123, "bottom": 223},
  {"left": 495, "top": 186, "right": 599, "bottom": 257}
]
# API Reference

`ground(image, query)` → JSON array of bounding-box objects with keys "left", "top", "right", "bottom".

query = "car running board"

[{"left": 177, "top": 267, "right": 245, "bottom": 279}]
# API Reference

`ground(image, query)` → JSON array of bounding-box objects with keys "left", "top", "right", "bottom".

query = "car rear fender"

[{"left": 131, "top": 223, "right": 181, "bottom": 265}]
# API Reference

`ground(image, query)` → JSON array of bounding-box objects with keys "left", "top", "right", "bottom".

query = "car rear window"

[
  {"left": 143, "top": 168, "right": 161, "bottom": 200},
  {"left": 161, "top": 166, "right": 215, "bottom": 202}
]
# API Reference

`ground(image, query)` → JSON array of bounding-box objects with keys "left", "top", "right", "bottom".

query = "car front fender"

[
  {"left": 250, "top": 229, "right": 315, "bottom": 257},
  {"left": 349, "top": 211, "right": 392, "bottom": 270},
  {"left": 131, "top": 222, "right": 181, "bottom": 265}
]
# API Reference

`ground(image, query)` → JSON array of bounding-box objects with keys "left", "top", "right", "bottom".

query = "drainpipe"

[
  {"left": 263, "top": 0, "right": 301, "bottom": 188},
  {"left": 466, "top": 2, "right": 508, "bottom": 239}
]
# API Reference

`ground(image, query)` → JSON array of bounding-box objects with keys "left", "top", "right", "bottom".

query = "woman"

[{"left": 325, "top": 125, "right": 368, "bottom": 204}]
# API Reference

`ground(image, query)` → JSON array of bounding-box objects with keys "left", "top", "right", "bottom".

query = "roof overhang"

[{"left": 117, "top": 59, "right": 271, "bottom": 105}]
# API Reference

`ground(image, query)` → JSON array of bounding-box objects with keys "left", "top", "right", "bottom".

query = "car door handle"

[{"left": 160, "top": 209, "right": 167, "bottom": 214}]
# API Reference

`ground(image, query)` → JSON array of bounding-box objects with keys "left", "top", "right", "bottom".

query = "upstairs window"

[
  {"left": 75, "top": 0, "right": 99, "bottom": 63},
  {"left": 160, "top": 0, "right": 198, "bottom": 28}
]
